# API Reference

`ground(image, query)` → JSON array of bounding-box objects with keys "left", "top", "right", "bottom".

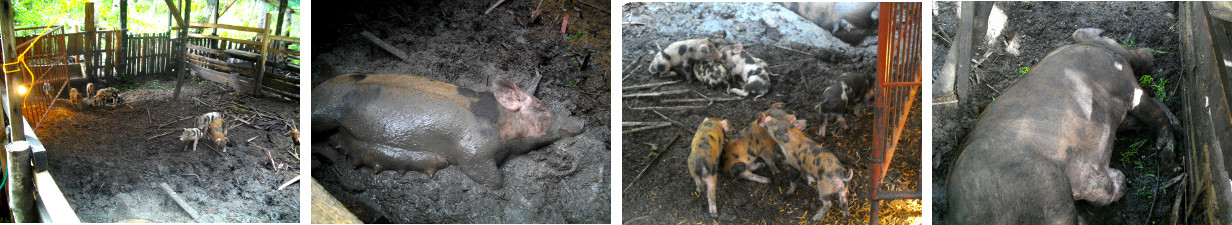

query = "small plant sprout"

[{"left": 1017, "top": 66, "right": 1030, "bottom": 74}]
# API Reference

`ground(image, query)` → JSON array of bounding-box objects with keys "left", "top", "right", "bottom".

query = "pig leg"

[
  {"left": 704, "top": 174, "right": 719, "bottom": 217},
  {"left": 738, "top": 170, "right": 770, "bottom": 184},
  {"left": 811, "top": 184, "right": 834, "bottom": 221},
  {"left": 786, "top": 168, "right": 802, "bottom": 194},
  {"left": 1126, "top": 88, "right": 1181, "bottom": 159},
  {"left": 330, "top": 129, "right": 451, "bottom": 178},
  {"left": 692, "top": 175, "right": 704, "bottom": 193},
  {"left": 1068, "top": 162, "right": 1126, "bottom": 206},
  {"left": 758, "top": 155, "right": 779, "bottom": 173},
  {"left": 819, "top": 114, "right": 830, "bottom": 137}
]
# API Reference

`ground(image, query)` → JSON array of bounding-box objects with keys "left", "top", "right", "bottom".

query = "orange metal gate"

[
  {"left": 10, "top": 26, "right": 75, "bottom": 132},
  {"left": 870, "top": 2, "right": 922, "bottom": 225}
]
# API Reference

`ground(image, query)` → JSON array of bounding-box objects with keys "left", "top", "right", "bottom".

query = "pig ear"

[
  {"left": 793, "top": 119, "right": 807, "bottom": 130},
  {"left": 733, "top": 44, "right": 744, "bottom": 53},
  {"left": 720, "top": 120, "right": 730, "bottom": 132},
  {"left": 492, "top": 76, "right": 528, "bottom": 111},
  {"left": 759, "top": 116, "right": 772, "bottom": 127}
]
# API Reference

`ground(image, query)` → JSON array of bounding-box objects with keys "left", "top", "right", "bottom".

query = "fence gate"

[
  {"left": 870, "top": 2, "right": 922, "bottom": 225},
  {"left": 11, "top": 26, "right": 76, "bottom": 132}
]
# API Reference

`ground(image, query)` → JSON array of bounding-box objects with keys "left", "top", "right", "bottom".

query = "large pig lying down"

[
  {"left": 312, "top": 74, "right": 585, "bottom": 189},
  {"left": 947, "top": 28, "right": 1180, "bottom": 224}
]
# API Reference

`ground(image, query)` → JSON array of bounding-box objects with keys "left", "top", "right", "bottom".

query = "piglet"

[{"left": 688, "top": 117, "right": 729, "bottom": 218}]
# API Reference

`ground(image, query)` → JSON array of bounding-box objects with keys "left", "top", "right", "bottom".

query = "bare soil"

[
  {"left": 931, "top": 2, "right": 1184, "bottom": 224},
  {"left": 309, "top": 0, "right": 611, "bottom": 223},
  {"left": 621, "top": 3, "right": 921, "bottom": 224},
  {"left": 39, "top": 75, "right": 301, "bottom": 223}
]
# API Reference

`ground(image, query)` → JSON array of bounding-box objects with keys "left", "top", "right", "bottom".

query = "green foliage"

[
  {"left": 1120, "top": 36, "right": 1136, "bottom": 47},
  {"left": 1119, "top": 138, "right": 1148, "bottom": 168},
  {"left": 1016, "top": 66, "right": 1030, "bottom": 74},
  {"left": 1139, "top": 74, "right": 1169, "bottom": 102},
  {"left": 14, "top": 0, "right": 301, "bottom": 40},
  {"left": 565, "top": 30, "right": 587, "bottom": 40}
]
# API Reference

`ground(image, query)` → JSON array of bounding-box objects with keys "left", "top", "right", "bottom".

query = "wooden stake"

[
  {"left": 159, "top": 182, "right": 201, "bottom": 221},
  {"left": 360, "top": 31, "right": 412, "bottom": 62}
]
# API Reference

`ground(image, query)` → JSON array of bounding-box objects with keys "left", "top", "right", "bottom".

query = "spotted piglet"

[
  {"left": 816, "top": 72, "right": 875, "bottom": 137},
  {"left": 762, "top": 109, "right": 854, "bottom": 221},
  {"left": 688, "top": 117, "right": 730, "bottom": 218},
  {"left": 692, "top": 59, "right": 729, "bottom": 88},
  {"left": 721, "top": 103, "right": 804, "bottom": 183},
  {"left": 720, "top": 44, "right": 771, "bottom": 99},
  {"left": 648, "top": 38, "right": 723, "bottom": 79}
]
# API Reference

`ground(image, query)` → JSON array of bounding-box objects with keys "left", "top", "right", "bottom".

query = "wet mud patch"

[{"left": 40, "top": 75, "right": 300, "bottom": 223}]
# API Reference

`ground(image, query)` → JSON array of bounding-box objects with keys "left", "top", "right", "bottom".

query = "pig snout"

[{"left": 551, "top": 113, "right": 585, "bottom": 137}]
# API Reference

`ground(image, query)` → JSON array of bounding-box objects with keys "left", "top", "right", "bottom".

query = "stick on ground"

[
  {"left": 484, "top": 0, "right": 506, "bottom": 15},
  {"left": 623, "top": 89, "right": 691, "bottom": 98},
  {"left": 360, "top": 31, "right": 413, "bottom": 63},
  {"left": 159, "top": 182, "right": 201, "bottom": 221},
  {"left": 277, "top": 175, "right": 301, "bottom": 191}
]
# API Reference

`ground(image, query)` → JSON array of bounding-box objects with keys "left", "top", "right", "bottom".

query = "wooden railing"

[{"left": 177, "top": 18, "right": 300, "bottom": 99}]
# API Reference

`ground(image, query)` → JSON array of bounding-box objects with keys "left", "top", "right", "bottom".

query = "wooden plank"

[
  {"left": 163, "top": 0, "right": 186, "bottom": 27},
  {"left": 253, "top": 12, "right": 273, "bottom": 95},
  {"left": 34, "top": 171, "right": 80, "bottom": 222},
  {"left": 187, "top": 33, "right": 260, "bottom": 46},
  {"left": 267, "top": 35, "right": 298, "bottom": 43},
  {"left": 267, "top": 48, "right": 299, "bottom": 56},
  {"left": 186, "top": 44, "right": 222, "bottom": 56},
  {"left": 186, "top": 22, "right": 264, "bottom": 33},
  {"left": 311, "top": 178, "right": 362, "bottom": 224}
]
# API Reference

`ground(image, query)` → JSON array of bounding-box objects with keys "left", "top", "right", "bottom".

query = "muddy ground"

[
  {"left": 309, "top": 0, "right": 611, "bottom": 223},
  {"left": 621, "top": 3, "right": 921, "bottom": 224},
  {"left": 37, "top": 74, "right": 300, "bottom": 223},
  {"left": 931, "top": 2, "right": 1184, "bottom": 224}
]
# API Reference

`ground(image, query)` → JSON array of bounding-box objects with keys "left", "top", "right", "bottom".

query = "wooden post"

[
  {"left": 120, "top": 0, "right": 128, "bottom": 76},
  {"left": 253, "top": 12, "right": 272, "bottom": 96},
  {"left": 84, "top": 1, "right": 95, "bottom": 81},
  {"left": 211, "top": 0, "right": 220, "bottom": 49},
  {"left": 2, "top": 0, "right": 25, "bottom": 143},
  {"left": 274, "top": 0, "right": 288, "bottom": 35},
  {"left": 172, "top": 0, "right": 190, "bottom": 101},
  {"left": 6, "top": 141, "right": 33, "bottom": 222}
]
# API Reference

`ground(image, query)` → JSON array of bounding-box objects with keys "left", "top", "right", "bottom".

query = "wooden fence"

[
  {"left": 121, "top": 33, "right": 175, "bottom": 76},
  {"left": 180, "top": 19, "right": 300, "bottom": 99}
]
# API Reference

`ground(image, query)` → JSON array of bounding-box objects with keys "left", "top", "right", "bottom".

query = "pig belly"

[
  {"left": 947, "top": 142, "right": 1081, "bottom": 224},
  {"left": 329, "top": 128, "right": 450, "bottom": 178},
  {"left": 337, "top": 92, "right": 504, "bottom": 187}
]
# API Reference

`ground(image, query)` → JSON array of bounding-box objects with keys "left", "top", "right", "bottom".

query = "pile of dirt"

[
  {"left": 621, "top": 2, "right": 920, "bottom": 224},
  {"left": 309, "top": 0, "right": 611, "bottom": 223},
  {"left": 39, "top": 75, "right": 300, "bottom": 223},
  {"left": 931, "top": 2, "right": 1184, "bottom": 224}
]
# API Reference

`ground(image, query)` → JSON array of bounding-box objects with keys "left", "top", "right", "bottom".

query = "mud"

[
  {"left": 39, "top": 75, "right": 300, "bottom": 222},
  {"left": 622, "top": 2, "right": 921, "bottom": 224},
  {"left": 931, "top": 2, "right": 1184, "bottom": 224},
  {"left": 309, "top": 0, "right": 611, "bottom": 223}
]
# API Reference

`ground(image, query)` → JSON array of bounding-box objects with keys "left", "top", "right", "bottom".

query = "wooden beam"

[
  {"left": 187, "top": 22, "right": 264, "bottom": 33},
  {"left": 163, "top": 0, "right": 186, "bottom": 27},
  {"left": 253, "top": 12, "right": 272, "bottom": 96},
  {"left": 84, "top": 1, "right": 95, "bottom": 81},
  {"left": 172, "top": 0, "right": 191, "bottom": 100},
  {"left": 267, "top": 35, "right": 298, "bottom": 42},
  {"left": 274, "top": 0, "right": 287, "bottom": 36},
  {"left": 187, "top": 33, "right": 260, "bottom": 46},
  {"left": 218, "top": 0, "right": 238, "bottom": 17}
]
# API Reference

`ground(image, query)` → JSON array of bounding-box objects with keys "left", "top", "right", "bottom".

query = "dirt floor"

[
  {"left": 931, "top": 2, "right": 1184, "bottom": 224},
  {"left": 309, "top": 0, "right": 611, "bottom": 223},
  {"left": 621, "top": 3, "right": 921, "bottom": 224},
  {"left": 36, "top": 74, "right": 301, "bottom": 223}
]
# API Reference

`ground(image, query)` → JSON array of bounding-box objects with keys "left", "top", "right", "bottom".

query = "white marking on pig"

[
  {"left": 1114, "top": 62, "right": 1124, "bottom": 71},
  {"left": 1065, "top": 69, "right": 1093, "bottom": 119},
  {"left": 840, "top": 83, "right": 849, "bottom": 101},
  {"left": 1131, "top": 88, "right": 1143, "bottom": 109}
]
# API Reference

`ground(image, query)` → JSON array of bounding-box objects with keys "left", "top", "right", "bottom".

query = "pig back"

[{"left": 315, "top": 74, "right": 503, "bottom": 160}]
